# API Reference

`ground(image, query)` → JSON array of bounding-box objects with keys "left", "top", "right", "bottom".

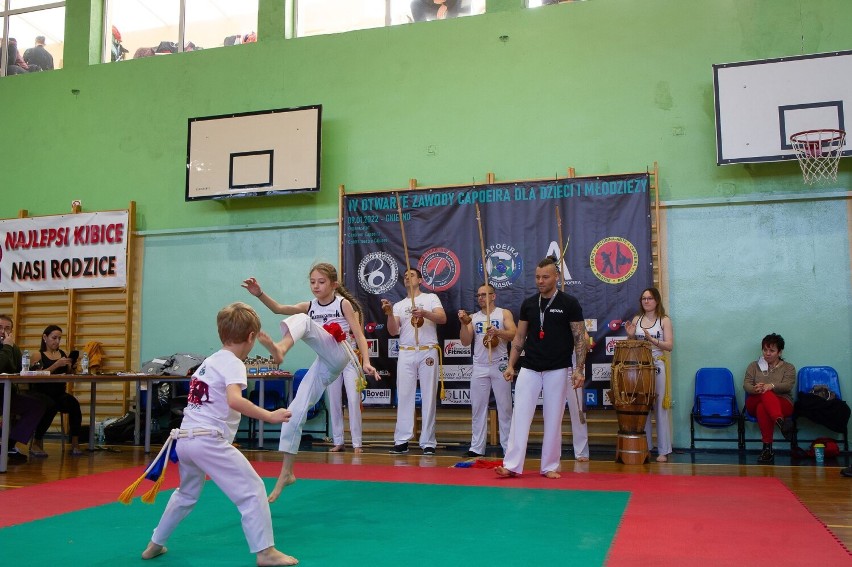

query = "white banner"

[{"left": 0, "top": 211, "right": 129, "bottom": 292}]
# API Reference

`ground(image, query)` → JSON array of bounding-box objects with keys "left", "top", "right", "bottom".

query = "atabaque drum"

[{"left": 609, "top": 339, "right": 657, "bottom": 464}]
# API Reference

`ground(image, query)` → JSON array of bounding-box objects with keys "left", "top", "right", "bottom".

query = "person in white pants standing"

[
  {"left": 496, "top": 257, "right": 588, "bottom": 479},
  {"left": 382, "top": 269, "right": 447, "bottom": 455},
  {"left": 625, "top": 287, "right": 674, "bottom": 462},
  {"left": 458, "top": 284, "right": 516, "bottom": 457}
]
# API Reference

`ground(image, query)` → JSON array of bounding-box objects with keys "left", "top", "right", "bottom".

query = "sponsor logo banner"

[
  {"left": 440, "top": 389, "right": 471, "bottom": 405},
  {"left": 591, "top": 363, "right": 612, "bottom": 382},
  {"left": 361, "top": 388, "right": 392, "bottom": 405},
  {"left": 442, "top": 365, "right": 473, "bottom": 381},
  {"left": 444, "top": 340, "right": 471, "bottom": 357}
]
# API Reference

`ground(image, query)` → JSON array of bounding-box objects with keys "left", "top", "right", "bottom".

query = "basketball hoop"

[{"left": 789, "top": 129, "right": 846, "bottom": 185}]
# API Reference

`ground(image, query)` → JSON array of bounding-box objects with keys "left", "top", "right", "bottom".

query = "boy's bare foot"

[
  {"left": 329, "top": 445, "right": 344, "bottom": 452},
  {"left": 257, "top": 546, "right": 298, "bottom": 566},
  {"left": 142, "top": 542, "right": 167, "bottom": 560},
  {"left": 543, "top": 470, "right": 561, "bottom": 479},
  {"left": 353, "top": 447, "right": 363, "bottom": 454},
  {"left": 656, "top": 454, "right": 668, "bottom": 462},
  {"left": 268, "top": 472, "right": 296, "bottom": 503},
  {"left": 495, "top": 466, "right": 518, "bottom": 478},
  {"left": 576, "top": 456, "right": 590, "bottom": 462}
]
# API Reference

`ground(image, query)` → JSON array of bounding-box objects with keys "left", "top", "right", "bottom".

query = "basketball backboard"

[{"left": 713, "top": 50, "right": 852, "bottom": 165}]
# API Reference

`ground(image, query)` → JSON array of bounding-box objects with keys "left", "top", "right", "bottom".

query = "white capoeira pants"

[
  {"left": 394, "top": 346, "right": 439, "bottom": 449},
  {"left": 503, "top": 367, "right": 589, "bottom": 474},
  {"left": 278, "top": 313, "right": 350, "bottom": 454},
  {"left": 469, "top": 361, "right": 513, "bottom": 454},
  {"left": 327, "top": 362, "right": 363, "bottom": 447},
  {"left": 645, "top": 359, "right": 671, "bottom": 456},
  {"left": 151, "top": 433, "right": 274, "bottom": 554}
]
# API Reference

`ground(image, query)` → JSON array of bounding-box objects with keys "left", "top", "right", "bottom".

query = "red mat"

[{"left": 1, "top": 462, "right": 849, "bottom": 566}]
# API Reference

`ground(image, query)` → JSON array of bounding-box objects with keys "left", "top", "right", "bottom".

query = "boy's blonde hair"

[{"left": 217, "top": 302, "right": 260, "bottom": 344}]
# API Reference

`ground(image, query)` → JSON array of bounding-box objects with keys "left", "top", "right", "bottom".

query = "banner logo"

[
  {"left": 388, "top": 338, "right": 400, "bottom": 358},
  {"left": 364, "top": 322, "right": 385, "bottom": 334},
  {"left": 605, "top": 336, "right": 627, "bottom": 356},
  {"left": 361, "top": 388, "right": 392, "bottom": 405},
  {"left": 591, "top": 363, "right": 612, "bottom": 382},
  {"left": 358, "top": 251, "right": 399, "bottom": 295},
  {"left": 480, "top": 244, "right": 522, "bottom": 289},
  {"left": 441, "top": 389, "right": 471, "bottom": 405},
  {"left": 444, "top": 340, "right": 471, "bottom": 357},
  {"left": 590, "top": 237, "right": 638, "bottom": 284},
  {"left": 418, "top": 247, "right": 460, "bottom": 292},
  {"left": 443, "top": 364, "right": 473, "bottom": 380},
  {"left": 366, "top": 339, "right": 379, "bottom": 357}
]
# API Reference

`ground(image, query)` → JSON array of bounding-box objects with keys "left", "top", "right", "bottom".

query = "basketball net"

[{"left": 790, "top": 129, "right": 846, "bottom": 185}]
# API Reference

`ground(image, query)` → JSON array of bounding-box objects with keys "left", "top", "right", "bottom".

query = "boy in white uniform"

[
  {"left": 381, "top": 269, "right": 447, "bottom": 454},
  {"left": 141, "top": 302, "right": 297, "bottom": 566},
  {"left": 458, "top": 284, "right": 516, "bottom": 457}
]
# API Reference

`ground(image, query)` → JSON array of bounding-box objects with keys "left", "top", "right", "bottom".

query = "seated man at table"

[{"left": 0, "top": 314, "right": 47, "bottom": 463}]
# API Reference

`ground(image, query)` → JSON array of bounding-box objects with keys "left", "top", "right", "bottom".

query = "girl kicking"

[{"left": 244, "top": 263, "right": 377, "bottom": 501}]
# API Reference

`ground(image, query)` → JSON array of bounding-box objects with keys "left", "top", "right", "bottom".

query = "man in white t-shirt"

[
  {"left": 458, "top": 284, "right": 516, "bottom": 457},
  {"left": 381, "top": 269, "right": 447, "bottom": 455}
]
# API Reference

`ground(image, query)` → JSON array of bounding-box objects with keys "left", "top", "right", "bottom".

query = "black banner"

[{"left": 342, "top": 173, "right": 652, "bottom": 410}]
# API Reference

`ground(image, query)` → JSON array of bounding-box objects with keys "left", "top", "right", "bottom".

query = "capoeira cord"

[{"left": 118, "top": 429, "right": 182, "bottom": 505}]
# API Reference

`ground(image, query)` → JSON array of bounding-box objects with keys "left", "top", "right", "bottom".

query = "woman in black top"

[{"left": 29, "top": 325, "right": 84, "bottom": 456}]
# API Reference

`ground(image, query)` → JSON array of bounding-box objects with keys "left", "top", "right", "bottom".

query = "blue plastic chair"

[
  {"left": 690, "top": 368, "right": 742, "bottom": 449},
  {"left": 796, "top": 366, "right": 843, "bottom": 401},
  {"left": 247, "top": 378, "right": 289, "bottom": 440},
  {"left": 792, "top": 366, "right": 848, "bottom": 451}
]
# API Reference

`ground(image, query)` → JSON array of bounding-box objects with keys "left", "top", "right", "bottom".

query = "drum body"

[{"left": 609, "top": 340, "right": 657, "bottom": 464}]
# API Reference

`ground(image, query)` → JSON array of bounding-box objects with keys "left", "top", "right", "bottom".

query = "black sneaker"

[
  {"left": 775, "top": 417, "right": 793, "bottom": 441},
  {"left": 7, "top": 449, "right": 27, "bottom": 464},
  {"left": 463, "top": 450, "right": 483, "bottom": 458},
  {"left": 422, "top": 446, "right": 436, "bottom": 455},
  {"left": 389, "top": 443, "right": 409, "bottom": 454},
  {"left": 757, "top": 447, "right": 775, "bottom": 464},
  {"left": 841, "top": 466, "right": 852, "bottom": 478}
]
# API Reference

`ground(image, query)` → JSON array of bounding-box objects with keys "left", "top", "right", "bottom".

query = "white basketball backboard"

[
  {"left": 186, "top": 105, "right": 321, "bottom": 201},
  {"left": 713, "top": 51, "right": 852, "bottom": 164}
]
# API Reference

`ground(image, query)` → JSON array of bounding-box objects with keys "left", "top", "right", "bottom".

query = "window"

[
  {"left": 0, "top": 1, "right": 65, "bottom": 77},
  {"left": 296, "top": 0, "right": 487, "bottom": 39},
  {"left": 527, "top": 0, "right": 588, "bottom": 7},
  {"left": 104, "top": 0, "right": 258, "bottom": 62}
]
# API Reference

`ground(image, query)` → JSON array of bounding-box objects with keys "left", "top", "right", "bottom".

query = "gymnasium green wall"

[{"left": 2, "top": 0, "right": 850, "bottom": 449}]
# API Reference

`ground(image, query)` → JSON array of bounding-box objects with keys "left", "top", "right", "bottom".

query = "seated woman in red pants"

[{"left": 743, "top": 333, "right": 795, "bottom": 464}]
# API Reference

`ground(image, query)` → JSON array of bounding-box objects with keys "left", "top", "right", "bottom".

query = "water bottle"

[
  {"left": 814, "top": 443, "right": 825, "bottom": 465},
  {"left": 81, "top": 352, "right": 89, "bottom": 375},
  {"left": 21, "top": 350, "right": 30, "bottom": 373}
]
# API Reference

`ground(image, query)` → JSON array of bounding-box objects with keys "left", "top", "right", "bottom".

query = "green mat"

[{"left": 0, "top": 479, "right": 629, "bottom": 566}]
